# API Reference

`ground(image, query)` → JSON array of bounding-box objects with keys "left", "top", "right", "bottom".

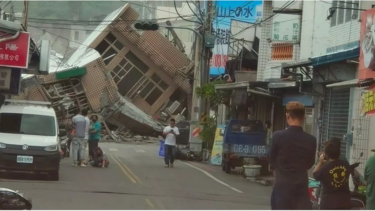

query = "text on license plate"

[
  {"left": 233, "top": 145, "right": 267, "bottom": 154},
  {"left": 17, "top": 156, "right": 33, "bottom": 164}
]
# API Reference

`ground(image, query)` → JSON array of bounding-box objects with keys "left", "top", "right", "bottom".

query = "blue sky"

[{"left": 210, "top": 1, "right": 263, "bottom": 76}]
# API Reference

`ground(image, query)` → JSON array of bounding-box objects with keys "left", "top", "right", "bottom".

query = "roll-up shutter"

[{"left": 321, "top": 88, "right": 350, "bottom": 157}]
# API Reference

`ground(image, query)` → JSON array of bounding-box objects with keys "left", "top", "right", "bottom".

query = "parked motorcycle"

[
  {"left": 60, "top": 136, "right": 69, "bottom": 159},
  {"left": 308, "top": 152, "right": 366, "bottom": 210},
  {"left": 0, "top": 188, "right": 32, "bottom": 210}
]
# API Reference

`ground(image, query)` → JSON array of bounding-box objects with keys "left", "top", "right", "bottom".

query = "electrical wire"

[
  {"left": 232, "top": 0, "right": 296, "bottom": 37},
  {"left": 186, "top": 0, "right": 203, "bottom": 24},
  {"left": 174, "top": 0, "right": 201, "bottom": 25}
]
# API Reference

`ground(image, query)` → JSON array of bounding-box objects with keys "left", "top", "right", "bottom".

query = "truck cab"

[
  {"left": 221, "top": 119, "right": 269, "bottom": 174},
  {"left": 0, "top": 100, "right": 65, "bottom": 180}
]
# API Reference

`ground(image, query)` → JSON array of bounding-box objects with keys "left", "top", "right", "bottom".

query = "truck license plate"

[{"left": 17, "top": 156, "right": 33, "bottom": 164}]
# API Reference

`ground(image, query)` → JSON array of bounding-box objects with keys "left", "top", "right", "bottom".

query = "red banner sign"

[
  {"left": 0, "top": 32, "right": 30, "bottom": 69},
  {"left": 359, "top": 8, "right": 375, "bottom": 80}
]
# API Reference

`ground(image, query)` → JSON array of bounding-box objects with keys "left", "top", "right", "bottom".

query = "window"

[
  {"left": 74, "top": 31, "right": 79, "bottom": 41},
  {"left": 337, "top": 1, "right": 345, "bottom": 25},
  {"left": 94, "top": 33, "right": 124, "bottom": 65},
  {"left": 125, "top": 52, "right": 149, "bottom": 73},
  {"left": 111, "top": 54, "right": 150, "bottom": 97},
  {"left": 137, "top": 74, "right": 168, "bottom": 105},
  {"left": 150, "top": 73, "right": 168, "bottom": 90},
  {"left": 85, "top": 30, "right": 92, "bottom": 35},
  {"left": 330, "top": 0, "right": 338, "bottom": 27},
  {"left": 145, "top": 87, "right": 162, "bottom": 105},
  {"left": 345, "top": 1, "right": 353, "bottom": 22},
  {"left": 0, "top": 113, "right": 56, "bottom": 136}
]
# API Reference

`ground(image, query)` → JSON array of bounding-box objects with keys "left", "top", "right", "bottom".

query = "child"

[{"left": 313, "top": 142, "right": 351, "bottom": 209}]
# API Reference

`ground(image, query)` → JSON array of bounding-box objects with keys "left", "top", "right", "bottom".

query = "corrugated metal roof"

[{"left": 326, "top": 79, "right": 358, "bottom": 88}]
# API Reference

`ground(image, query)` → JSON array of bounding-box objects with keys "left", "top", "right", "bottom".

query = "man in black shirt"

[
  {"left": 269, "top": 101, "right": 317, "bottom": 210},
  {"left": 313, "top": 143, "right": 351, "bottom": 209}
]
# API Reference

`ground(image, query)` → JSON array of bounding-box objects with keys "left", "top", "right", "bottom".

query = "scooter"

[
  {"left": 308, "top": 153, "right": 366, "bottom": 210},
  {"left": 60, "top": 136, "right": 69, "bottom": 159},
  {"left": 0, "top": 188, "right": 32, "bottom": 210}
]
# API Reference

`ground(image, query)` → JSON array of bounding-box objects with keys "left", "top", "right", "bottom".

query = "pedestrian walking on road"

[
  {"left": 365, "top": 150, "right": 375, "bottom": 210},
  {"left": 163, "top": 118, "right": 179, "bottom": 168},
  {"left": 88, "top": 115, "right": 101, "bottom": 161},
  {"left": 313, "top": 142, "right": 351, "bottom": 210},
  {"left": 71, "top": 109, "right": 89, "bottom": 167},
  {"left": 269, "top": 101, "right": 317, "bottom": 210}
]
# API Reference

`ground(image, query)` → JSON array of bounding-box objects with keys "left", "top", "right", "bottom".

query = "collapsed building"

[{"left": 13, "top": 4, "right": 194, "bottom": 136}]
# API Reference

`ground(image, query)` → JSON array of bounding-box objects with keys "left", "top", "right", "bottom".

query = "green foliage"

[{"left": 195, "top": 80, "right": 226, "bottom": 108}]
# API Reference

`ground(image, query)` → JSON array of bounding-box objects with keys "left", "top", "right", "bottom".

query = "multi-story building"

[{"left": 13, "top": 3, "right": 194, "bottom": 135}]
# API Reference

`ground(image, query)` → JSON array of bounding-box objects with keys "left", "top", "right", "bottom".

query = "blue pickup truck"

[{"left": 221, "top": 119, "right": 270, "bottom": 175}]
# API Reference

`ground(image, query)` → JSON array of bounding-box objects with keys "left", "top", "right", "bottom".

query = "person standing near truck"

[{"left": 269, "top": 101, "right": 317, "bottom": 210}]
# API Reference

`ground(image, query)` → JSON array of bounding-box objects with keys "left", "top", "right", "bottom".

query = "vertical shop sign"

[{"left": 209, "top": 1, "right": 263, "bottom": 76}]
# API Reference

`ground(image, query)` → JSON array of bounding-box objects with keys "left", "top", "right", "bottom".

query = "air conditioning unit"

[{"left": 166, "top": 100, "right": 180, "bottom": 114}]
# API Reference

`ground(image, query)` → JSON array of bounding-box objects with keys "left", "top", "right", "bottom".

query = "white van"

[{"left": 0, "top": 99, "right": 66, "bottom": 181}]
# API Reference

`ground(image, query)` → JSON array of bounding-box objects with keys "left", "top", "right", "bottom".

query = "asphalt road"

[{"left": 0, "top": 142, "right": 272, "bottom": 210}]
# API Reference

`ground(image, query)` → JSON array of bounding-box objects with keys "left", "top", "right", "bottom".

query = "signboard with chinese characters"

[
  {"left": 0, "top": 68, "right": 21, "bottom": 95},
  {"left": 210, "top": 1, "right": 263, "bottom": 76},
  {"left": 359, "top": 7, "right": 375, "bottom": 81},
  {"left": 0, "top": 32, "right": 30, "bottom": 69},
  {"left": 360, "top": 90, "right": 375, "bottom": 117},
  {"left": 272, "top": 14, "right": 301, "bottom": 42}
]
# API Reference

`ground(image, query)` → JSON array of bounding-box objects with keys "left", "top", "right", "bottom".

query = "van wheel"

[{"left": 49, "top": 171, "right": 59, "bottom": 181}]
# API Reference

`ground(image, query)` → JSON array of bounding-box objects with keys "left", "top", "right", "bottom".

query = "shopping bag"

[{"left": 158, "top": 140, "right": 165, "bottom": 157}]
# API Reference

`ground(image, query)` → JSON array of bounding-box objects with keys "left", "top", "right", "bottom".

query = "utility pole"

[
  {"left": 21, "top": 0, "right": 29, "bottom": 30},
  {"left": 202, "top": 1, "right": 213, "bottom": 114},
  {"left": 190, "top": 32, "right": 202, "bottom": 123}
]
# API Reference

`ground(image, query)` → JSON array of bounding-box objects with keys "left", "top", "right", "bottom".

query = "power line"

[{"left": 232, "top": 0, "right": 296, "bottom": 37}]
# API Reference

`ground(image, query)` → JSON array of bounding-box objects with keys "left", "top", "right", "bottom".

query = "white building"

[{"left": 257, "top": 0, "right": 375, "bottom": 175}]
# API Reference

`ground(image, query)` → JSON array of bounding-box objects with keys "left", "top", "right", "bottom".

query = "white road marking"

[
  {"left": 180, "top": 161, "right": 244, "bottom": 194},
  {"left": 135, "top": 149, "right": 145, "bottom": 153},
  {"left": 108, "top": 148, "right": 118, "bottom": 151}
]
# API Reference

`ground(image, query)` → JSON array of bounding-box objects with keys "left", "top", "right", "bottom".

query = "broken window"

[
  {"left": 95, "top": 33, "right": 125, "bottom": 66},
  {"left": 145, "top": 87, "right": 162, "bottom": 105},
  {"left": 105, "top": 33, "right": 117, "bottom": 44},
  {"left": 95, "top": 40, "right": 110, "bottom": 55},
  {"left": 125, "top": 51, "right": 149, "bottom": 74},
  {"left": 330, "top": 0, "right": 338, "bottom": 27}
]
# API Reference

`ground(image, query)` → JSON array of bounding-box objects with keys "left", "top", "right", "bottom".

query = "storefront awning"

[
  {"left": 326, "top": 79, "right": 358, "bottom": 88},
  {"left": 311, "top": 47, "right": 359, "bottom": 67},
  {"left": 214, "top": 81, "right": 249, "bottom": 90},
  {"left": 248, "top": 89, "right": 281, "bottom": 98},
  {"left": 268, "top": 81, "right": 297, "bottom": 89},
  {"left": 55, "top": 67, "right": 87, "bottom": 80},
  {"left": 281, "top": 59, "right": 312, "bottom": 69}
]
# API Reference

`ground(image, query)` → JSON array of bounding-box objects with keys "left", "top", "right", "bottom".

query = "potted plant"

[{"left": 242, "top": 158, "right": 262, "bottom": 180}]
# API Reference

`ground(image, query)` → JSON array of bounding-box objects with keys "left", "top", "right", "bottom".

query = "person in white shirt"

[
  {"left": 83, "top": 112, "right": 90, "bottom": 165},
  {"left": 163, "top": 118, "right": 179, "bottom": 168}
]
